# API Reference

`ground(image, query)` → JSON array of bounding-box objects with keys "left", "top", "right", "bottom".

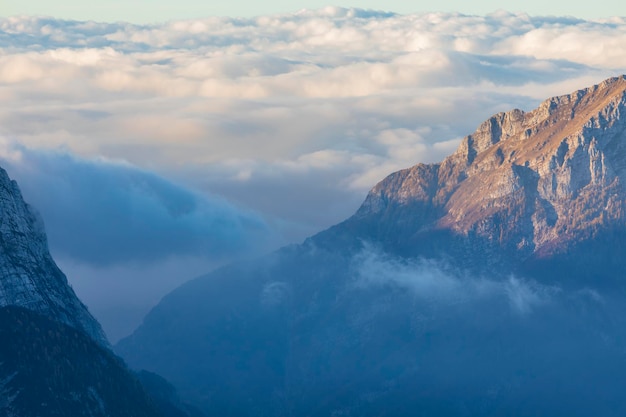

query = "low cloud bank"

[
  {"left": 0, "top": 142, "right": 272, "bottom": 266},
  {"left": 0, "top": 141, "right": 277, "bottom": 341}
]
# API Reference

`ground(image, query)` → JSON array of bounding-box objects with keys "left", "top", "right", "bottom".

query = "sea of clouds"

[{"left": 1, "top": 7, "right": 625, "bottom": 340}]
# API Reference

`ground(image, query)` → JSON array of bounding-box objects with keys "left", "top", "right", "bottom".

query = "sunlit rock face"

[
  {"left": 352, "top": 75, "right": 626, "bottom": 263},
  {"left": 118, "top": 76, "right": 626, "bottom": 417},
  {"left": 0, "top": 167, "right": 108, "bottom": 346}
]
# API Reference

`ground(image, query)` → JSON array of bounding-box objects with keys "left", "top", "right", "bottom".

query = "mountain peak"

[
  {"left": 451, "top": 74, "right": 626, "bottom": 167},
  {"left": 354, "top": 75, "right": 626, "bottom": 259}
]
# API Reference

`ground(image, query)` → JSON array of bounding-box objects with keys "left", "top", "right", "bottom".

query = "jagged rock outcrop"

[
  {"left": 354, "top": 75, "right": 626, "bottom": 259},
  {"left": 0, "top": 167, "right": 108, "bottom": 345}
]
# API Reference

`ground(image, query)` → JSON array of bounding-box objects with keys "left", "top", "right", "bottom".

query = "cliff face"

[
  {"left": 0, "top": 167, "right": 108, "bottom": 345},
  {"left": 356, "top": 75, "right": 626, "bottom": 259}
]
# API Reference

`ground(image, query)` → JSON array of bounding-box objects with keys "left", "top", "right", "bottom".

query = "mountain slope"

[
  {"left": 0, "top": 306, "right": 165, "bottom": 417},
  {"left": 0, "top": 166, "right": 205, "bottom": 417},
  {"left": 344, "top": 76, "right": 626, "bottom": 253},
  {"left": 324, "top": 75, "right": 626, "bottom": 283},
  {"left": 0, "top": 167, "right": 107, "bottom": 345},
  {"left": 118, "top": 76, "right": 626, "bottom": 416}
]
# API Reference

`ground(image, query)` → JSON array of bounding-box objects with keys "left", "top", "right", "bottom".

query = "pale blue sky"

[{"left": 2, "top": 0, "right": 626, "bottom": 23}]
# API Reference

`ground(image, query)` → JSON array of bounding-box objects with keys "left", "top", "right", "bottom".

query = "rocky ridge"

[
  {"left": 355, "top": 75, "right": 626, "bottom": 259},
  {"left": 0, "top": 167, "right": 107, "bottom": 345}
]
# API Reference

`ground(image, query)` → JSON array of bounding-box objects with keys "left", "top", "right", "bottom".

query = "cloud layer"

[
  {"left": 2, "top": 10, "right": 626, "bottom": 243},
  {"left": 1, "top": 9, "right": 625, "bottom": 339}
]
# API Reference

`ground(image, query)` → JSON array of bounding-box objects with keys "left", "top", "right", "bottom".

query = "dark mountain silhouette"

[{"left": 0, "top": 306, "right": 163, "bottom": 416}]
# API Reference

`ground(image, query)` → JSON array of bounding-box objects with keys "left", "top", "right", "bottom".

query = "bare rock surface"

[
  {"left": 0, "top": 167, "right": 108, "bottom": 345},
  {"left": 356, "top": 75, "right": 626, "bottom": 258}
]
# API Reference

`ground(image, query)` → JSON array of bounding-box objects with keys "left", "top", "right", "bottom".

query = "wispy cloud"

[{"left": 353, "top": 244, "right": 557, "bottom": 315}]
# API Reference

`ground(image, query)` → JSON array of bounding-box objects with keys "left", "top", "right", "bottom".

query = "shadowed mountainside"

[
  {"left": 0, "top": 167, "right": 108, "bottom": 346},
  {"left": 118, "top": 76, "right": 626, "bottom": 416},
  {"left": 0, "top": 167, "right": 203, "bottom": 417},
  {"left": 0, "top": 306, "right": 163, "bottom": 417}
]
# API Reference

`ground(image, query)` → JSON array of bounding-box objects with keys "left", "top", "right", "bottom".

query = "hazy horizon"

[{"left": 3, "top": 1, "right": 626, "bottom": 24}]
